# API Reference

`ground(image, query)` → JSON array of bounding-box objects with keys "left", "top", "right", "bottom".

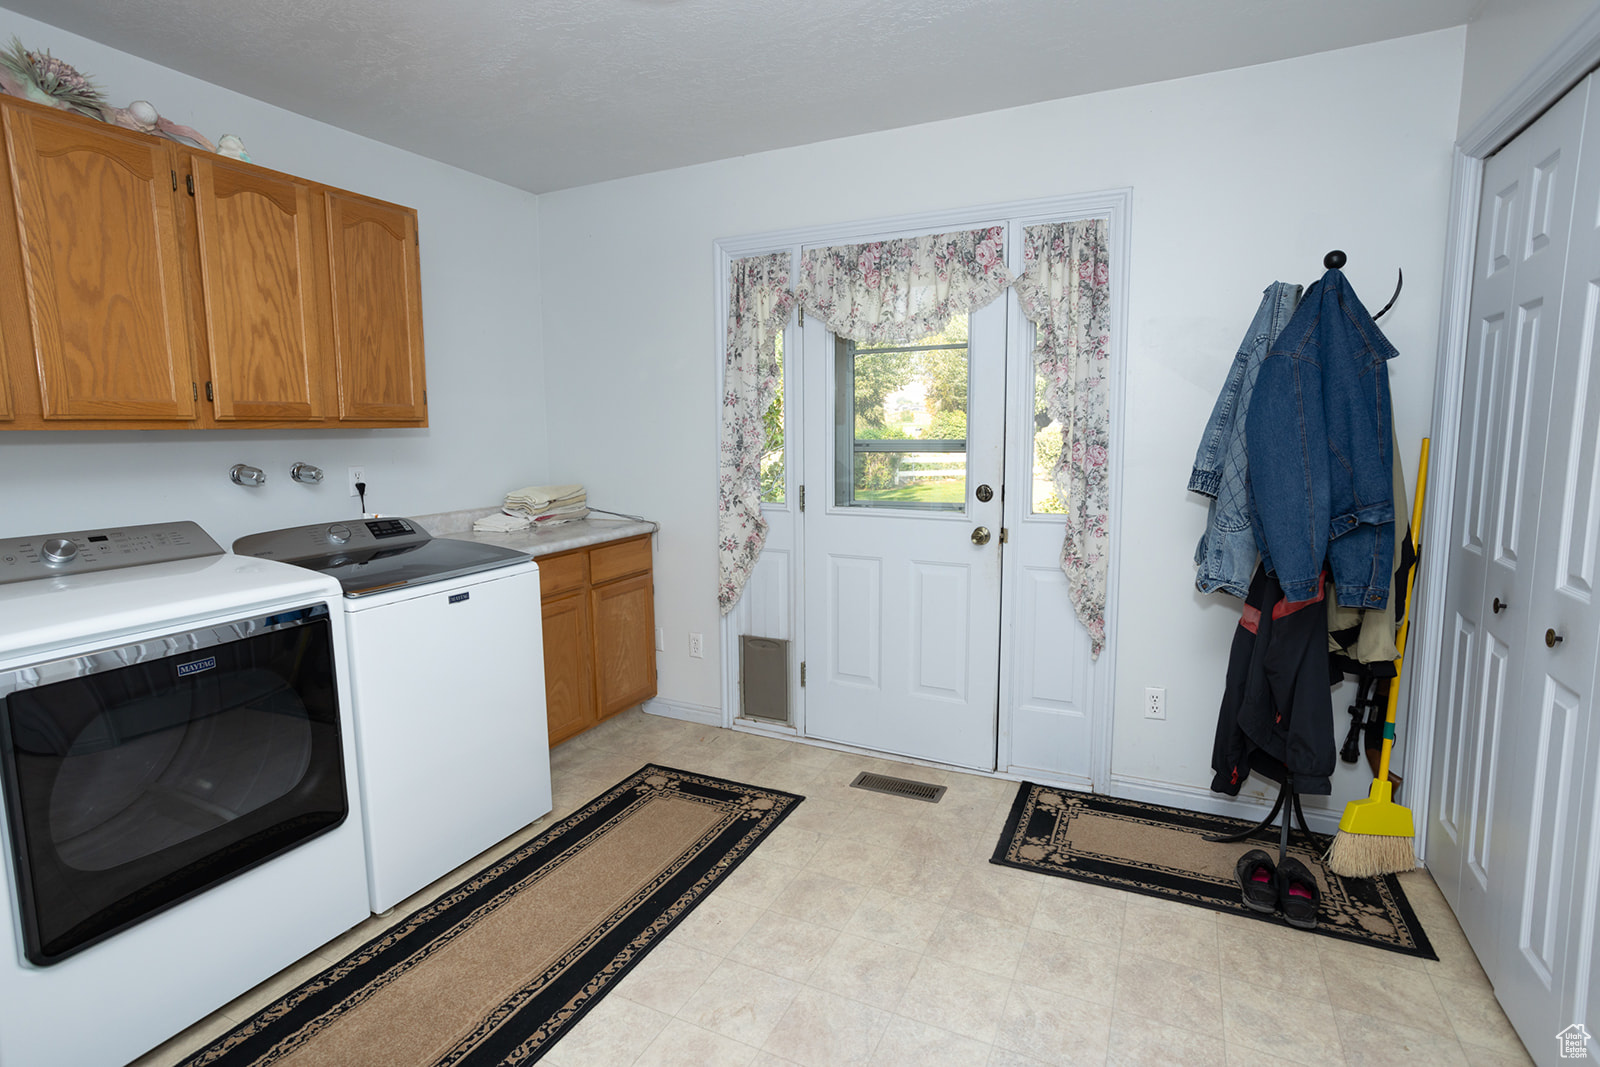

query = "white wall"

[
  {"left": 538, "top": 29, "right": 1467, "bottom": 801},
  {"left": 1457, "top": 0, "right": 1596, "bottom": 137},
  {"left": 0, "top": 7, "right": 548, "bottom": 548}
]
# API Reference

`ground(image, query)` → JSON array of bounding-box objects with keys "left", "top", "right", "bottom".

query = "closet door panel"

[
  {"left": 1433, "top": 136, "right": 1525, "bottom": 918},
  {"left": 1432, "top": 78, "right": 1588, "bottom": 976},
  {"left": 1494, "top": 73, "right": 1600, "bottom": 1052}
]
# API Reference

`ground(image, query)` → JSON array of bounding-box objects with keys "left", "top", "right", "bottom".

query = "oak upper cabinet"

[
  {"left": 325, "top": 190, "right": 427, "bottom": 424},
  {"left": 188, "top": 155, "right": 328, "bottom": 422},
  {"left": 0, "top": 100, "right": 196, "bottom": 425}
]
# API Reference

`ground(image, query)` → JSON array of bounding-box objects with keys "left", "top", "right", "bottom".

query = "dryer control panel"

[
  {"left": 0, "top": 521, "right": 224, "bottom": 585},
  {"left": 233, "top": 517, "right": 423, "bottom": 562}
]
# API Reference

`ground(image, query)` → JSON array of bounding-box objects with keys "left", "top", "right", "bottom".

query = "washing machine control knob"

[
  {"left": 326, "top": 524, "right": 352, "bottom": 545},
  {"left": 41, "top": 537, "right": 78, "bottom": 564}
]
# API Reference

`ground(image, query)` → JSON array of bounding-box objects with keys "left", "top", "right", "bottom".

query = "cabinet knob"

[
  {"left": 1493, "top": 597, "right": 1508, "bottom": 614},
  {"left": 1546, "top": 628, "right": 1564, "bottom": 648}
]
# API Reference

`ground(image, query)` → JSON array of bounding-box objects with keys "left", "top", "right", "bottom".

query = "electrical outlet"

[
  {"left": 655, "top": 627, "right": 664, "bottom": 652},
  {"left": 1145, "top": 686, "right": 1166, "bottom": 720},
  {"left": 347, "top": 466, "right": 366, "bottom": 498},
  {"left": 689, "top": 632, "right": 704, "bottom": 658}
]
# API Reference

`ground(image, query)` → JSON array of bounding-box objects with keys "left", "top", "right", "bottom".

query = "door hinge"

[
  {"left": 1000, "top": 527, "right": 1009, "bottom": 544},
  {"left": 800, "top": 661, "right": 806, "bottom": 687},
  {"left": 191, "top": 381, "right": 198, "bottom": 401},
  {"left": 205, "top": 381, "right": 213, "bottom": 401},
  {"left": 185, "top": 174, "right": 194, "bottom": 197},
  {"left": 171, "top": 169, "right": 178, "bottom": 191},
  {"left": 799, "top": 485, "right": 805, "bottom": 512},
  {"left": 798, "top": 306, "right": 804, "bottom": 328}
]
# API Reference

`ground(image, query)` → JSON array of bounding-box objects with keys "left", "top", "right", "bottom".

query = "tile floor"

[{"left": 134, "top": 709, "right": 1534, "bottom": 1067}]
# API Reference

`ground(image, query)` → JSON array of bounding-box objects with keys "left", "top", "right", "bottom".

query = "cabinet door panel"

[
  {"left": 591, "top": 572, "right": 657, "bottom": 718},
  {"left": 191, "top": 156, "right": 324, "bottom": 421},
  {"left": 2, "top": 104, "right": 194, "bottom": 420},
  {"left": 543, "top": 590, "right": 596, "bottom": 746},
  {"left": 325, "top": 191, "right": 426, "bottom": 423}
]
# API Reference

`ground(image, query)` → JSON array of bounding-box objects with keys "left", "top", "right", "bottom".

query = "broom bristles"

[{"left": 1324, "top": 830, "right": 1416, "bottom": 878}]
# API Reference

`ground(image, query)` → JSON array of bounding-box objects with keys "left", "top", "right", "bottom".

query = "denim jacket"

[
  {"left": 1245, "top": 269, "right": 1397, "bottom": 607},
  {"left": 1190, "top": 282, "right": 1302, "bottom": 597}
]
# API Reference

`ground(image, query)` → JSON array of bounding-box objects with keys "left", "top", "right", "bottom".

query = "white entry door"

[{"left": 801, "top": 301, "right": 1006, "bottom": 770}]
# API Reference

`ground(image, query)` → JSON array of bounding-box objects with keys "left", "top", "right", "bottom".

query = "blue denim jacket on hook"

[
  {"left": 1245, "top": 268, "right": 1397, "bottom": 607},
  {"left": 1190, "top": 282, "right": 1302, "bottom": 598}
]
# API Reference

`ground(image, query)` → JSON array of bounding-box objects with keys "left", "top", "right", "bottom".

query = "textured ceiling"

[{"left": 7, "top": 0, "right": 1481, "bottom": 193}]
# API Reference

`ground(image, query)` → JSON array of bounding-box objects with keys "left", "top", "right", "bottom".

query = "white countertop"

[{"left": 412, "top": 507, "right": 657, "bottom": 559}]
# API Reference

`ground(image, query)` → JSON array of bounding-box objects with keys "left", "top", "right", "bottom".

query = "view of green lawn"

[{"left": 854, "top": 478, "right": 965, "bottom": 504}]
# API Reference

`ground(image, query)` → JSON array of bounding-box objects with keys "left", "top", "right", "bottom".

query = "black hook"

[
  {"left": 1322, "top": 250, "right": 1402, "bottom": 320},
  {"left": 1373, "top": 268, "right": 1403, "bottom": 320}
]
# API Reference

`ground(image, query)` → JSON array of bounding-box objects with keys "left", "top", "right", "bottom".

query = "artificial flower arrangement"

[{"left": 0, "top": 37, "right": 249, "bottom": 160}]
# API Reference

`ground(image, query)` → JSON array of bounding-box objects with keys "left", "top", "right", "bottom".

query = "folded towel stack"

[
  {"left": 471, "top": 511, "right": 534, "bottom": 533},
  {"left": 502, "top": 484, "right": 589, "bottom": 526}
]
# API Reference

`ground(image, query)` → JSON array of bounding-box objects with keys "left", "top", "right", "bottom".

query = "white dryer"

[
  {"left": 0, "top": 521, "right": 369, "bottom": 1067},
  {"left": 235, "top": 518, "right": 552, "bottom": 913}
]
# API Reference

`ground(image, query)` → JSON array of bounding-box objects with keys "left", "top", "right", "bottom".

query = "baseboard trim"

[
  {"left": 1106, "top": 774, "right": 1345, "bottom": 836},
  {"left": 1005, "top": 766, "right": 1095, "bottom": 793},
  {"left": 641, "top": 697, "right": 723, "bottom": 727}
]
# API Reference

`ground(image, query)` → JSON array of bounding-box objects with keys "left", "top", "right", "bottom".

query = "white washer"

[
  {"left": 0, "top": 522, "right": 369, "bottom": 1067},
  {"left": 235, "top": 519, "right": 552, "bottom": 913}
]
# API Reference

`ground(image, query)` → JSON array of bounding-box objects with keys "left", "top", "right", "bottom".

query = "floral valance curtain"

[
  {"left": 797, "top": 226, "right": 1013, "bottom": 343},
  {"left": 718, "top": 221, "right": 1114, "bottom": 657},
  {"left": 718, "top": 252, "right": 794, "bottom": 615},
  {"left": 1013, "top": 219, "right": 1113, "bottom": 656}
]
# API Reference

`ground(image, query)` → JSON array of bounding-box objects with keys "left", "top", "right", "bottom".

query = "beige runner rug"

[{"left": 181, "top": 766, "right": 801, "bottom": 1065}]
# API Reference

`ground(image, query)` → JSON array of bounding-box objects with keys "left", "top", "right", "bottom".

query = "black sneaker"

[
  {"left": 1235, "top": 849, "right": 1278, "bottom": 914},
  {"left": 1277, "top": 856, "right": 1320, "bottom": 929}
]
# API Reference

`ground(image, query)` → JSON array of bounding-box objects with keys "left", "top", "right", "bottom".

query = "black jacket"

[{"left": 1210, "top": 565, "right": 1335, "bottom": 795}]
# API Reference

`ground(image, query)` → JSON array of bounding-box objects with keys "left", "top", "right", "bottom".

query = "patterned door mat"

[{"left": 992, "top": 783, "right": 1435, "bottom": 958}]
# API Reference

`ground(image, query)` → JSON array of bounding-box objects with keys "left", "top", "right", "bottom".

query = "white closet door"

[
  {"left": 1430, "top": 77, "right": 1588, "bottom": 979},
  {"left": 1495, "top": 73, "right": 1600, "bottom": 1053}
]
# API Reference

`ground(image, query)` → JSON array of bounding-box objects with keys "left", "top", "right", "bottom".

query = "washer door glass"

[{"left": 0, "top": 605, "right": 347, "bottom": 965}]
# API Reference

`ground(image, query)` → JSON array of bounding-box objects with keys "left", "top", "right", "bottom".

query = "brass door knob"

[
  {"left": 971, "top": 526, "right": 992, "bottom": 545},
  {"left": 1493, "top": 597, "right": 1507, "bottom": 614},
  {"left": 1546, "top": 628, "right": 1564, "bottom": 648}
]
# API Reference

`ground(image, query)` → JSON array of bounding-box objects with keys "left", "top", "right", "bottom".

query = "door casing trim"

[{"left": 714, "top": 189, "right": 1131, "bottom": 792}]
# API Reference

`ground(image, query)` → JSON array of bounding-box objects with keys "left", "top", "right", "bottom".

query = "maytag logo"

[
  {"left": 176, "top": 656, "right": 217, "bottom": 678},
  {"left": 449, "top": 592, "right": 470, "bottom": 604}
]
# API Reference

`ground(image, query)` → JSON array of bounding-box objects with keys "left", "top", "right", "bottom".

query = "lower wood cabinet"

[{"left": 539, "top": 535, "right": 656, "bottom": 746}]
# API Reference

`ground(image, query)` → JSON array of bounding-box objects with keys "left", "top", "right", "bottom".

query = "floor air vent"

[{"left": 848, "top": 771, "right": 946, "bottom": 803}]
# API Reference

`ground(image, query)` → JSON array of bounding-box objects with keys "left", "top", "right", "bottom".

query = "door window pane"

[
  {"left": 1032, "top": 370, "right": 1068, "bottom": 514},
  {"left": 834, "top": 316, "right": 969, "bottom": 510},
  {"left": 760, "top": 329, "right": 785, "bottom": 504}
]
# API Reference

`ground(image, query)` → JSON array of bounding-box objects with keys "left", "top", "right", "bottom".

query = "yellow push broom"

[{"left": 1325, "top": 437, "right": 1429, "bottom": 878}]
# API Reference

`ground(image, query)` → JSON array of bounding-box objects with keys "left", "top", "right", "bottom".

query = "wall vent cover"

[{"left": 848, "top": 771, "right": 946, "bottom": 803}]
